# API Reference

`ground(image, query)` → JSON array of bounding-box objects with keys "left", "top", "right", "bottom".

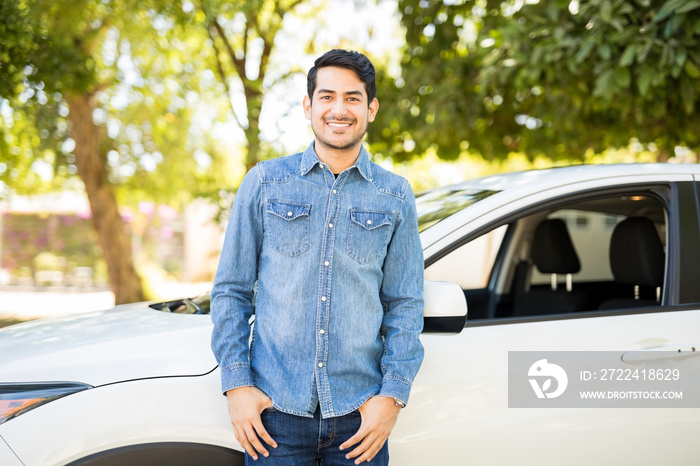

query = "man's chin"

[
  {"left": 315, "top": 134, "right": 366, "bottom": 153},
  {"left": 326, "top": 142, "right": 361, "bottom": 152}
]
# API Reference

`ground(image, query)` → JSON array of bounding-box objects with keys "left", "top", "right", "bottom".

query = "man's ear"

[
  {"left": 368, "top": 98, "right": 379, "bottom": 123},
  {"left": 303, "top": 95, "right": 312, "bottom": 120}
]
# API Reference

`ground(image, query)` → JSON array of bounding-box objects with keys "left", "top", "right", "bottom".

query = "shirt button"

[
  {"left": 333, "top": 190, "right": 337, "bottom": 194},
  {"left": 328, "top": 223, "right": 334, "bottom": 228},
  {"left": 366, "top": 219, "right": 372, "bottom": 225},
  {"left": 287, "top": 211, "right": 293, "bottom": 217},
  {"left": 318, "top": 363, "right": 323, "bottom": 368},
  {"left": 321, "top": 296, "right": 327, "bottom": 301},
  {"left": 319, "top": 329, "right": 325, "bottom": 334},
  {"left": 324, "top": 261, "right": 329, "bottom": 266}
]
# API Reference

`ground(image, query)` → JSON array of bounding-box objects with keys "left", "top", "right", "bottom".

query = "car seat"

[
  {"left": 513, "top": 218, "right": 588, "bottom": 316},
  {"left": 598, "top": 216, "right": 664, "bottom": 310}
]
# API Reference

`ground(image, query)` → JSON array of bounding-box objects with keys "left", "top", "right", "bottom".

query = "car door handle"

[{"left": 621, "top": 344, "right": 700, "bottom": 365}]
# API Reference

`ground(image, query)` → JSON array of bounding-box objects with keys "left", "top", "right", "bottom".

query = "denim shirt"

[{"left": 211, "top": 143, "right": 424, "bottom": 419}]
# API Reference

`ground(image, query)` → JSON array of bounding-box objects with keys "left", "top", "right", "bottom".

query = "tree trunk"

[
  {"left": 66, "top": 92, "right": 145, "bottom": 304},
  {"left": 243, "top": 88, "right": 264, "bottom": 171},
  {"left": 244, "top": 124, "right": 261, "bottom": 172}
]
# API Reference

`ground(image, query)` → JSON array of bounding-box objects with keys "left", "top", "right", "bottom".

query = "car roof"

[
  {"left": 418, "top": 163, "right": 700, "bottom": 250},
  {"left": 429, "top": 163, "right": 700, "bottom": 194}
]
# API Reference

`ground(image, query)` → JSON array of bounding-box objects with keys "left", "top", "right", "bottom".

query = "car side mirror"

[{"left": 422, "top": 281, "right": 468, "bottom": 334}]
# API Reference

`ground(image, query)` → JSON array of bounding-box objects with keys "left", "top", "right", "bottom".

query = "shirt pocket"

[
  {"left": 265, "top": 200, "right": 311, "bottom": 257},
  {"left": 346, "top": 209, "right": 394, "bottom": 264}
]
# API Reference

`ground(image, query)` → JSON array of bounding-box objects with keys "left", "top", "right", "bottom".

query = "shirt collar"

[{"left": 300, "top": 141, "right": 373, "bottom": 181}]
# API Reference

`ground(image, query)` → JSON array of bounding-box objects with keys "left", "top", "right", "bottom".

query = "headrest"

[
  {"left": 531, "top": 218, "right": 581, "bottom": 274},
  {"left": 609, "top": 217, "right": 664, "bottom": 287}
]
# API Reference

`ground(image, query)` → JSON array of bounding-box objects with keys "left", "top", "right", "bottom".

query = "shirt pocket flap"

[
  {"left": 267, "top": 200, "right": 311, "bottom": 221},
  {"left": 350, "top": 210, "right": 392, "bottom": 231}
]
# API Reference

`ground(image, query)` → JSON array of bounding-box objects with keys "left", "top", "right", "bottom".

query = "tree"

[
  {"left": 1, "top": 0, "right": 149, "bottom": 303},
  {"left": 0, "top": 0, "right": 232, "bottom": 303},
  {"left": 370, "top": 0, "right": 700, "bottom": 162},
  {"left": 195, "top": 0, "right": 308, "bottom": 171},
  {"left": 1, "top": 0, "right": 321, "bottom": 303}
]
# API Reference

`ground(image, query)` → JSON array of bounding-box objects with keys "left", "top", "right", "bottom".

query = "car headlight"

[{"left": 0, "top": 382, "right": 92, "bottom": 425}]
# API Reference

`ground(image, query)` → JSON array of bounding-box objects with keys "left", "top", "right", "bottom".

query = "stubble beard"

[{"left": 313, "top": 118, "right": 368, "bottom": 153}]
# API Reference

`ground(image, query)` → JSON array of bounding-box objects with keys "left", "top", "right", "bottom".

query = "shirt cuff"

[
  {"left": 220, "top": 363, "right": 255, "bottom": 395},
  {"left": 378, "top": 375, "right": 413, "bottom": 406}
]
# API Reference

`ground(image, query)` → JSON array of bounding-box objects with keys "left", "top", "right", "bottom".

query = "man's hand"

[
  {"left": 226, "top": 386, "right": 277, "bottom": 460},
  {"left": 339, "top": 396, "right": 402, "bottom": 464}
]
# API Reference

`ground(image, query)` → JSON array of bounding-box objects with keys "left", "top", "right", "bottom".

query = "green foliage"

[
  {"left": 1, "top": 93, "right": 73, "bottom": 196},
  {"left": 0, "top": 0, "right": 241, "bottom": 208},
  {"left": 0, "top": 0, "right": 312, "bottom": 206},
  {"left": 0, "top": 1, "right": 36, "bottom": 98},
  {"left": 0, "top": 0, "right": 110, "bottom": 98},
  {"left": 371, "top": 0, "right": 700, "bottom": 162},
  {"left": 369, "top": 0, "right": 482, "bottom": 162}
]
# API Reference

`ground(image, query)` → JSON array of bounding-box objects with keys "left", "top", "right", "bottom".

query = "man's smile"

[{"left": 325, "top": 119, "right": 354, "bottom": 129}]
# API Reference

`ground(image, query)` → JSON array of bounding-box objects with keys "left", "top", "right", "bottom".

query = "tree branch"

[{"left": 207, "top": 23, "right": 245, "bottom": 129}]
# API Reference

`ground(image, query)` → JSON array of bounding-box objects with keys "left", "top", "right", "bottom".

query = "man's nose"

[{"left": 332, "top": 99, "right": 348, "bottom": 115}]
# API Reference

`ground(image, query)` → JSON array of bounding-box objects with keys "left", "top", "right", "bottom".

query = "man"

[{"left": 211, "top": 49, "right": 424, "bottom": 465}]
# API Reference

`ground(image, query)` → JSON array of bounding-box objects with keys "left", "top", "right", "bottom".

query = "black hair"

[{"left": 307, "top": 49, "right": 377, "bottom": 103}]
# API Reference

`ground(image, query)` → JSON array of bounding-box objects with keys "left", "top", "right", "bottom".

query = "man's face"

[{"left": 304, "top": 66, "right": 379, "bottom": 156}]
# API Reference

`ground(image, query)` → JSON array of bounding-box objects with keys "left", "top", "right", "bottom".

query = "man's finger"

[
  {"left": 353, "top": 438, "right": 386, "bottom": 464},
  {"left": 339, "top": 427, "right": 366, "bottom": 451},
  {"left": 243, "top": 424, "right": 270, "bottom": 458},
  {"left": 252, "top": 416, "right": 277, "bottom": 448},
  {"left": 233, "top": 425, "right": 259, "bottom": 460},
  {"left": 345, "top": 435, "right": 375, "bottom": 461}
]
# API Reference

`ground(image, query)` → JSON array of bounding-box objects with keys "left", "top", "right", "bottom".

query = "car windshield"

[{"left": 416, "top": 187, "right": 499, "bottom": 232}]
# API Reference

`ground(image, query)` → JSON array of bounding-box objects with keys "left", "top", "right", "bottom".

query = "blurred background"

[{"left": 1, "top": 0, "right": 699, "bottom": 321}]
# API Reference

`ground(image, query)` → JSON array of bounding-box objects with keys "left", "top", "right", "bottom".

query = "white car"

[{"left": 3, "top": 164, "right": 700, "bottom": 465}]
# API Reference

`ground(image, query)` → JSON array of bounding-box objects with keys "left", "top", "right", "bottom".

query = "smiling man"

[{"left": 211, "top": 49, "right": 424, "bottom": 466}]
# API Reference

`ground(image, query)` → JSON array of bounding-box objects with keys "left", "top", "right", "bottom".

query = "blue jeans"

[{"left": 246, "top": 406, "right": 389, "bottom": 465}]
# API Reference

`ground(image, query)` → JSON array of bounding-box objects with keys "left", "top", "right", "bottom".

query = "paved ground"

[{"left": 0, "top": 282, "right": 212, "bottom": 322}]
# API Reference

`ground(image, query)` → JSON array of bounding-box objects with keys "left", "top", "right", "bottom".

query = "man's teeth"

[{"left": 328, "top": 122, "right": 351, "bottom": 127}]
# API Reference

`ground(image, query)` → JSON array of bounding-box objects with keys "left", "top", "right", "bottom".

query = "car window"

[
  {"left": 424, "top": 225, "right": 507, "bottom": 289},
  {"left": 416, "top": 188, "right": 499, "bottom": 232},
  {"left": 424, "top": 191, "right": 668, "bottom": 322}
]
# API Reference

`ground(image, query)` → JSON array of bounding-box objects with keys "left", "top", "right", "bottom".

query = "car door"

[{"left": 391, "top": 175, "right": 700, "bottom": 465}]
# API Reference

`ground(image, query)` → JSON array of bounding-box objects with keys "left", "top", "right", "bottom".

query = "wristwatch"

[{"left": 393, "top": 398, "right": 406, "bottom": 408}]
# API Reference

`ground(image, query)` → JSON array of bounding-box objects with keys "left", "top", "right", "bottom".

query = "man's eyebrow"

[{"left": 316, "top": 89, "right": 365, "bottom": 97}]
